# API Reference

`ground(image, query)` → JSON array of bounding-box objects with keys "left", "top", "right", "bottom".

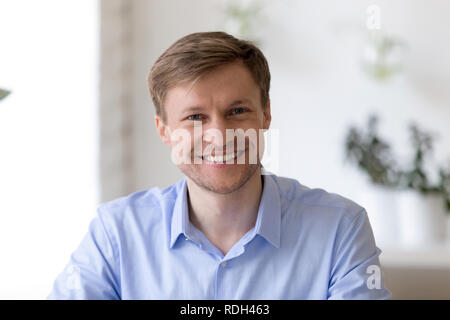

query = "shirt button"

[{"left": 221, "top": 261, "right": 227, "bottom": 268}]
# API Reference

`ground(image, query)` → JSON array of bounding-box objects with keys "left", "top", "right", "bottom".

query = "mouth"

[{"left": 200, "top": 149, "right": 246, "bottom": 164}]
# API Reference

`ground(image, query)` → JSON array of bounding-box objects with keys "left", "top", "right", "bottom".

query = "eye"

[
  {"left": 187, "top": 114, "right": 203, "bottom": 120},
  {"left": 230, "top": 107, "right": 246, "bottom": 115}
]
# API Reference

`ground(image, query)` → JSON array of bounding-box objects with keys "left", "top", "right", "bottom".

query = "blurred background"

[{"left": 0, "top": 0, "right": 449, "bottom": 299}]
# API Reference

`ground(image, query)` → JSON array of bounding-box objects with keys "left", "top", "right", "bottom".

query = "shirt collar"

[{"left": 169, "top": 170, "right": 281, "bottom": 249}]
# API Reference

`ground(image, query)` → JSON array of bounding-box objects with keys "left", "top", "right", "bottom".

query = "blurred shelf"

[{"left": 379, "top": 243, "right": 450, "bottom": 268}]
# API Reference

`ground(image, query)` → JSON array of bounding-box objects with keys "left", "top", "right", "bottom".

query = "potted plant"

[
  {"left": 345, "top": 115, "right": 450, "bottom": 247},
  {"left": 344, "top": 115, "right": 402, "bottom": 246},
  {"left": 395, "top": 124, "right": 449, "bottom": 246}
]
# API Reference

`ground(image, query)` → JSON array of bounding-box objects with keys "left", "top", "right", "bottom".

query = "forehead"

[{"left": 164, "top": 61, "right": 260, "bottom": 112}]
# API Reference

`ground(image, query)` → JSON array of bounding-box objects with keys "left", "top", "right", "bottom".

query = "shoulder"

[
  {"left": 95, "top": 179, "right": 185, "bottom": 231},
  {"left": 271, "top": 174, "right": 366, "bottom": 223}
]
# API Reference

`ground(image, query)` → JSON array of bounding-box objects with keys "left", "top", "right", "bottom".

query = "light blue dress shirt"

[{"left": 47, "top": 171, "right": 391, "bottom": 299}]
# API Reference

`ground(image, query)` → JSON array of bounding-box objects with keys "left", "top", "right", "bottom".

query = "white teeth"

[
  {"left": 205, "top": 154, "right": 231, "bottom": 163},
  {"left": 203, "top": 150, "right": 244, "bottom": 163}
]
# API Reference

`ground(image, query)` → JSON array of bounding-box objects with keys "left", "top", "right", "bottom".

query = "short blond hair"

[{"left": 147, "top": 31, "right": 271, "bottom": 122}]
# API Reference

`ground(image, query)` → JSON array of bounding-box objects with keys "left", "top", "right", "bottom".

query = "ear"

[
  {"left": 262, "top": 99, "right": 271, "bottom": 131},
  {"left": 155, "top": 114, "right": 171, "bottom": 146}
]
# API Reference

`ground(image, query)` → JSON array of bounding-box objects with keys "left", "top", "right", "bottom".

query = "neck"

[{"left": 186, "top": 167, "right": 263, "bottom": 255}]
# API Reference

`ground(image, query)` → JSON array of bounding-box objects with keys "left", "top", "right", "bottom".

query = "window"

[{"left": 0, "top": 0, "right": 99, "bottom": 299}]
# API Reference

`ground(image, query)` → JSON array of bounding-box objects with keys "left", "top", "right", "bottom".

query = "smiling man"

[{"left": 47, "top": 32, "right": 391, "bottom": 299}]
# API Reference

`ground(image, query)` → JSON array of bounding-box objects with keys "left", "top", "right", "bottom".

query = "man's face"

[{"left": 156, "top": 60, "right": 271, "bottom": 194}]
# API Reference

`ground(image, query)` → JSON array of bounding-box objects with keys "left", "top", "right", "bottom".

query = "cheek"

[
  {"left": 167, "top": 126, "right": 195, "bottom": 163},
  {"left": 241, "top": 116, "right": 265, "bottom": 129}
]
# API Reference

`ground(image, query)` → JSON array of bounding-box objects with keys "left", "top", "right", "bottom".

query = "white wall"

[{"left": 131, "top": 0, "right": 450, "bottom": 201}]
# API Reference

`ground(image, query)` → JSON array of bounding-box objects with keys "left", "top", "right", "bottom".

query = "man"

[{"left": 47, "top": 32, "right": 391, "bottom": 299}]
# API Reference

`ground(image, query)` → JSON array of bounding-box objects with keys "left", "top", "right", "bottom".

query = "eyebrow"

[
  {"left": 229, "top": 99, "right": 253, "bottom": 108},
  {"left": 181, "top": 106, "right": 205, "bottom": 115},
  {"left": 181, "top": 99, "right": 254, "bottom": 115}
]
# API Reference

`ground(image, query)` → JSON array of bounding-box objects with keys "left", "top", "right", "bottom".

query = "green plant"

[
  {"left": 345, "top": 115, "right": 400, "bottom": 187},
  {"left": 400, "top": 124, "right": 438, "bottom": 193},
  {"left": 345, "top": 115, "right": 450, "bottom": 213},
  {"left": 438, "top": 167, "right": 450, "bottom": 212},
  {"left": 221, "top": 0, "right": 265, "bottom": 44},
  {"left": 362, "top": 31, "right": 405, "bottom": 82},
  {"left": 0, "top": 88, "right": 11, "bottom": 101}
]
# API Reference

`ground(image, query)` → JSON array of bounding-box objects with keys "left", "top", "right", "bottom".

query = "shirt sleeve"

[
  {"left": 46, "top": 208, "right": 121, "bottom": 299},
  {"left": 327, "top": 208, "right": 392, "bottom": 300}
]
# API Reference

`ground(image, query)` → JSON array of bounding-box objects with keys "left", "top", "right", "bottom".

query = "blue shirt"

[{"left": 47, "top": 171, "right": 392, "bottom": 299}]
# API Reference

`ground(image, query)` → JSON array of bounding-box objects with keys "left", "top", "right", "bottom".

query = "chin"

[
  {"left": 203, "top": 179, "right": 246, "bottom": 194},
  {"left": 180, "top": 163, "right": 259, "bottom": 195}
]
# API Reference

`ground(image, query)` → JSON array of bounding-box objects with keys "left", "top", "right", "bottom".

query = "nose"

[
  {"left": 208, "top": 115, "right": 228, "bottom": 132},
  {"left": 202, "top": 115, "right": 234, "bottom": 151}
]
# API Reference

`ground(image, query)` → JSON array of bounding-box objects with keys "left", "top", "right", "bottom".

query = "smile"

[{"left": 201, "top": 149, "right": 246, "bottom": 163}]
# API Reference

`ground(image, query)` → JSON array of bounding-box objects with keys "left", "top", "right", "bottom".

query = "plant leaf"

[{"left": 0, "top": 88, "right": 11, "bottom": 101}]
